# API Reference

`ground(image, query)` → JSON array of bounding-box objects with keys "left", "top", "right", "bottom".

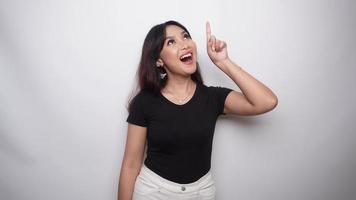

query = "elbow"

[
  {"left": 251, "top": 97, "right": 278, "bottom": 115},
  {"left": 257, "top": 96, "right": 278, "bottom": 114},
  {"left": 266, "top": 96, "right": 278, "bottom": 111}
]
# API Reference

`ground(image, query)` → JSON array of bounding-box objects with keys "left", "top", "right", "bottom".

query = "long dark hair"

[{"left": 127, "top": 20, "right": 204, "bottom": 112}]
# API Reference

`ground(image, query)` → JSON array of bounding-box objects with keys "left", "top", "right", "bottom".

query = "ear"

[{"left": 156, "top": 59, "right": 164, "bottom": 67}]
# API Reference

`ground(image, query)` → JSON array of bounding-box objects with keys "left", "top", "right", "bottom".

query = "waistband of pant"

[{"left": 139, "top": 164, "right": 213, "bottom": 193}]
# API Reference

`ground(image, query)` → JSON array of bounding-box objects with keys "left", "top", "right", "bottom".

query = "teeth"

[{"left": 180, "top": 53, "right": 192, "bottom": 60}]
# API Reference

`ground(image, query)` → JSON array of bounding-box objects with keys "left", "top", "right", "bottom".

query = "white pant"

[{"left": 133, "top": 165, "right": 216, "bottom": 200}]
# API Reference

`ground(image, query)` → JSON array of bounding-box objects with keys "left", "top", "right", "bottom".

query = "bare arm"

[
  {"left": 118, "top": 124, "right": 147, "bottom": 200},
  {"left": 206, "top": 22, "right": 278, "bottom": 115},
  {"left": 219, "top": 59, "right": 278, "bottom": 115}
]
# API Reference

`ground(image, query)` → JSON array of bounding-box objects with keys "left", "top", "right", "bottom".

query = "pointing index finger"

[{"left": 206, "top": 21, "right": 211, "bottom": 41}]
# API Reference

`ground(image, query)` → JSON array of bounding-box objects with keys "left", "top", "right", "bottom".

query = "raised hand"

[{"left": 206, "top": 21, "right": 229, "bottom": 65}]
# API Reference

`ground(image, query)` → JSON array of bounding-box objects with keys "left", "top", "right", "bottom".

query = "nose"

[
  {"left": 175, "top": 37, "right": 189, "bottom": 50},
  {"left": 180, "top": 42, "right": 188, "bottom": 50}
]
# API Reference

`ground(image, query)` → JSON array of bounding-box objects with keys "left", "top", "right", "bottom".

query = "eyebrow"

[{"left": 165, "top": 31, "right": 188, "bottom": 41}]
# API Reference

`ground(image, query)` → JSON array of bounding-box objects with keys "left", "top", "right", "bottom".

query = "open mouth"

[{"left": 180, "top": 52, "right": 193, "bottom": 64}]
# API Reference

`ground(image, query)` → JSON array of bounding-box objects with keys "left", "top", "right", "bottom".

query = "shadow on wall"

[
  {"left": 219, "top": 113, "right": 280, "bottom": 136},
  {"left": 223, "top": 114, "right": 271, "bottom": 124}
]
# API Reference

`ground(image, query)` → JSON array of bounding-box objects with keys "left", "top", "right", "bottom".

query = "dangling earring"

[
  {"left": 160, "top": 72, "right": 167, "bottom": 79},
  {"left": 157, "top": 64, "right": 167, "bottom": 79}
]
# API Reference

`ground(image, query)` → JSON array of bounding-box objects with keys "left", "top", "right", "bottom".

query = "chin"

[{"left": 176, "top": 62, "right": 197, "bottom": 75}]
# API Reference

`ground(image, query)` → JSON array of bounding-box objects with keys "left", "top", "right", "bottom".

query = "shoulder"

[
  {"left": 130, "top": 88, "right": 158, "bottom": 108},
  {"left": 133, "top": 88, "right": 158, "bottom": 100},
  {"left": 203, "top": 83, "right": 233, "bottom": 95}
]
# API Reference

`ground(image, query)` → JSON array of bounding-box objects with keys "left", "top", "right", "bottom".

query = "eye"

[
  {"left": 167, "top": 39, "right": 175, "bottom": 45},
  {"left": 183, "top": 33, "right": 191, "bottom": 39}
]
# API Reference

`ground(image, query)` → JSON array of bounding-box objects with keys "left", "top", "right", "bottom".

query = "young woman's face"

[{"left": 157, "top": 25, "right": 197, "bottom": 77}]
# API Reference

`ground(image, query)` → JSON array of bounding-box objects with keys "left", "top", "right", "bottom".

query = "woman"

[{"left": 118, "top": 20, "right": 278, "bottom": 200}]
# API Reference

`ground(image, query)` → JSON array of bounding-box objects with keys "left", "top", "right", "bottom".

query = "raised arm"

[
  {"left": 206, "top": 21, "right": 278, "bottom": 115},
  {"left": 118, "top": 124, "right": 147, "bottom": 200}
]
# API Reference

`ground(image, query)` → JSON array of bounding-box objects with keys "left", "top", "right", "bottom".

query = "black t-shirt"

[{"left": 126, "top": 82, "right": 233, "bottom": 184}]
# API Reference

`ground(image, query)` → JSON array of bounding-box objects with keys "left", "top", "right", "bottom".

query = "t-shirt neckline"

[{"left": 159, "top": 82, "right": 199, "bottom": 107}]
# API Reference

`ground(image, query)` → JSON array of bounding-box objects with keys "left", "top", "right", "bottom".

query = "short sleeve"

[
  {"left": 126, "top": 93, "right": 148, "bottom": 127},
  {"left": 209, "top": 86, "right": 233, "bottom": 116}
]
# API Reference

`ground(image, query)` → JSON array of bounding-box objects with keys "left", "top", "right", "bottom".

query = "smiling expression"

[{"left": 156, "top": 25, "right": 198, "bottom": 77}]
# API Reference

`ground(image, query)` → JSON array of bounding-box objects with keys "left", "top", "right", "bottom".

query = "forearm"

[
  {"left": 216, "top": 58, "right": 278, "bottom": 107},
  {"left": 118, "top": 166, "right": 141, "bottom": 200}
]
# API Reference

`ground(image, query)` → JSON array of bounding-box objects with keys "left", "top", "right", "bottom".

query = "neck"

[{"left": 163, "top": 76, "right": 196, "bottom": 96}]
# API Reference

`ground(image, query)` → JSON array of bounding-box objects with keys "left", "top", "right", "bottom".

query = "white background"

[{"left": 1, "top": 0, "right": 355, "bottom": 199}]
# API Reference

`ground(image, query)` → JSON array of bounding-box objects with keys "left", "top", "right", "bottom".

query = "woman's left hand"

[{"left": 206, "top": 22, "right": 229, "bottom": 66}]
